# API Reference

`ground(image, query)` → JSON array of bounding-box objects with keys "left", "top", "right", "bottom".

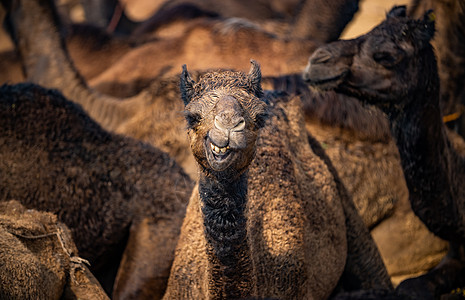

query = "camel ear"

[
  {"left": 420, "top": 10, "right": 436, "bottom": 42},
  {"left": 180, "top": 64, "right": 195, "bottom": 106},
  {"left": 247, "top": 59, "right": 263, "bottom": 98},
  {"left": 387, "top": 5, "right": 407, "bottom": 18},
  {"left": 408, "top": 10, "right": 435, "bottom": 49}
]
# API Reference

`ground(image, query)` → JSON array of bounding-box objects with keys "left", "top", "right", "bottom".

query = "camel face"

[
  {"left": 303, "top": 6, "right": 436, "bottom": 106},
  {"left": 180, "top": 61, "right": 268, "bottom": 175}
]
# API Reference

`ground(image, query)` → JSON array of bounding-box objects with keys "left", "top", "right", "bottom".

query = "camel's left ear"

[
  {"left": 412, "top": 10, "right": 436, "bottom": 49},
  {"left": 421, "top": 10, "right": 436, "bottom": 42},
  {"left": 180, "top": 64, "right": 196, "bottom": 106},
  {"left": 247, "top": 59, "right": 263, "bottom": 98}
]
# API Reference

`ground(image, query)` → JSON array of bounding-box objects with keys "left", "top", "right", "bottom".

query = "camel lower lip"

[
  {"left": 310, "top": 73, "right": 345, "bottom": 86},
  {"left": 307, "top": 70, "right": 349, "bottom": 89}
]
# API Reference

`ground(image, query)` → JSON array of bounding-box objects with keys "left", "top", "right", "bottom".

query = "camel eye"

[
  {"left": 373, "top": 51, "right": 398, "bottom": 67},
  {"left": 184, "top": 111, "right": 201, "bottom": 127}
]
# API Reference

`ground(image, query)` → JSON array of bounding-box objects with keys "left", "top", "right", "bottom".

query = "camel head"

[
  {"left": 180, "top": 60, "right": 268, "bottom": 178},
  {"left": 303, "top": 6, "right": 438, "bottom": 112}
]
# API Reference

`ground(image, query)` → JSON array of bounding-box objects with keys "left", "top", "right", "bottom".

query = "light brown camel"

[
  {"left": 163, "top": 61, "right": 392, "bottom": 299},
  {"left": 262, "top": 74, "right": 449, "bottom": 285}
]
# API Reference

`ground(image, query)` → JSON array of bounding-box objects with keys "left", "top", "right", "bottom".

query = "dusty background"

[{"left": 0, "top": 0, "right": 410, "bottom": 53}]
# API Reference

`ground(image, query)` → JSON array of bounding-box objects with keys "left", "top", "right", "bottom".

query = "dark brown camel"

[
  {"left": 408, "top": 0, "right": 465, "bottom": 138},
  {"left": 0, "top": 80, "right": 194, "bottom": 299},
  {"left": 304, "top": 6, "right": 465, "bottom": 298},
  {"left": 164, "top": 61, "right": 392, "bottom": 299}
]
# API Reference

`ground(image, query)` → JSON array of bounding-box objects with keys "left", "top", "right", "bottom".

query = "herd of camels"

[{"left": 0, "top": 0, "right": 464, "bottom": 299}]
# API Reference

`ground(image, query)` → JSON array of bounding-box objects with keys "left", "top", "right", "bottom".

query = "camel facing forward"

[{"left": 164, "top": 60, "right": 392, "bottom": 299}]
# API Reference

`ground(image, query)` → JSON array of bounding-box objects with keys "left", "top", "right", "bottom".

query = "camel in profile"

[{"left": 304, "top": 6, "right": 465, "bottom": 298}]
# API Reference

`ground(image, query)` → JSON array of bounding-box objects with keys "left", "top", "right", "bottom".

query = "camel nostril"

[
  {"left": 232, "top": 118, "right": 245, "bottom": 132},
  {"left": 214, "top": 115, "right": 245, "bottom": 132},
  {"left": 310, "top": 48, "right": 333, "bottom": 64}
]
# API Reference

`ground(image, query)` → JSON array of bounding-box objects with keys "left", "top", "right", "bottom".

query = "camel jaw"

[{"left": 204, "top": 137, "right": 235, "bottom": 172}]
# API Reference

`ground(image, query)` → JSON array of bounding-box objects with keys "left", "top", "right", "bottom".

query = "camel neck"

[
  {"left": 9, "top": 0, "right": 89, "bottom": 98},
  {"left": 8, "top": 0, "right": 131, "bottom": 131},
  {"left": 198, "top": 172, "right": 253, "bottom": 299},
  {"left": 389, "top": 94, "right": 461, "bottom": 241}
]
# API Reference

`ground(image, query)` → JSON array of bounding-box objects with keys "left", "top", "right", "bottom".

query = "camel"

[
  {"left": 303, "top": 6, "right": 465, "bottom": 298},
  {"left": 0, "top": 200, "right": 108, "bottom": 299},
  {"left": 1, "top": 0, "right": 325, "bottom": 98},
  {"left": 127, "top": 0, "right": 359, "bottom": 42},
  {"left": 73, "top": 0, "right": 358, "bottom": 43},
  {"left": 262, "top": 74, "right": 449, "bottom": 285},
  {"left": 408, "top": 0, "right": 465, "bottom": 137},
  {"left": 0, "top": 81, "right": 194, "bottom": 299},
  {"left": 4, "top": 0, "right": 449, "bottom": 285},
  {"left": 163, "top": 60, "right": 392, "bottom": 299}
]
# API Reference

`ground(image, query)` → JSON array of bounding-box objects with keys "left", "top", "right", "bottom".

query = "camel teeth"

[{"left": 210, "top": 142, "right": 230, "bottom": 155}]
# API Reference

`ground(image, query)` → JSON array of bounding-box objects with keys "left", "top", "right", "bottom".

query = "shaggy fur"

[
  {"left": 262, "top": 74, "right": 448, "bottom": 285},
  {"left": 0, "top": 82, "right": 194, "bottom": 299},
  {"left": 130, "top": 0, "right": 359, "bottom": 42},
  {"left": 163, "top": 63, "right": 392, "bottom": 299},
  {"left": 304, "top": 6, "right": 465, "bottom": 298},
  {"left": 0, "top": 200, "right": 108, "bottom": 299}
]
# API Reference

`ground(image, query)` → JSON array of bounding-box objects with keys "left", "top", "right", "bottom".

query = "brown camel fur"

[
  {"left": 86, "top": 17, "right": 320, "bottom": 97},
  {"left": 128, "top": 0, "right": 359, "bottom": 43},
  {"left": 262, "top": 74, "right": 449, "bottom": 285},
  {"left": 0, "top": 81, "right": 194, "bottom": 299},
  {"left": 1, "top": 0, "right": 324, "bottom": 98},
  {"left": 163, "top": 61, "right": 392, "bottom": 299},
  {"left": 0, "top": 200, "right": 108, "bottom": 300},
  {"left": 303, "top": 6, "right": 465, "bottom": 298}
]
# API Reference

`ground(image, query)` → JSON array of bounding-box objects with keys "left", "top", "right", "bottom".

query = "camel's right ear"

[
  {"left": 247, "top": 59, "right": 263, "bottom": 98},
  {"left": 180, "top": 64, "right": 195, "bottom": 106}
]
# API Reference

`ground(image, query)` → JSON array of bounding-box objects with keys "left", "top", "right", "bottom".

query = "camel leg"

[
  {"left": 112, "top": 216, "right": 182, "bottom": 300},
  {"left": 396, "top": 242, "right": 465, "bottom": 300}
]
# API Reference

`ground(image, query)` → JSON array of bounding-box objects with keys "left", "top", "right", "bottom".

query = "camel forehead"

[
  {"left": 367, "top": 18, "right": 420, "bottom": 47},
  {"left": 195, "top": 70, "right": 251, "bottom": 91}
]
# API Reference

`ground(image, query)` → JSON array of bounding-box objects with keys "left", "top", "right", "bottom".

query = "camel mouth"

[
  {"left": 305, "top": 70, "right": 349, "bottom": 90},
  {"left": 205, "top": 138, "right": 235, "bottom": 171}
]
